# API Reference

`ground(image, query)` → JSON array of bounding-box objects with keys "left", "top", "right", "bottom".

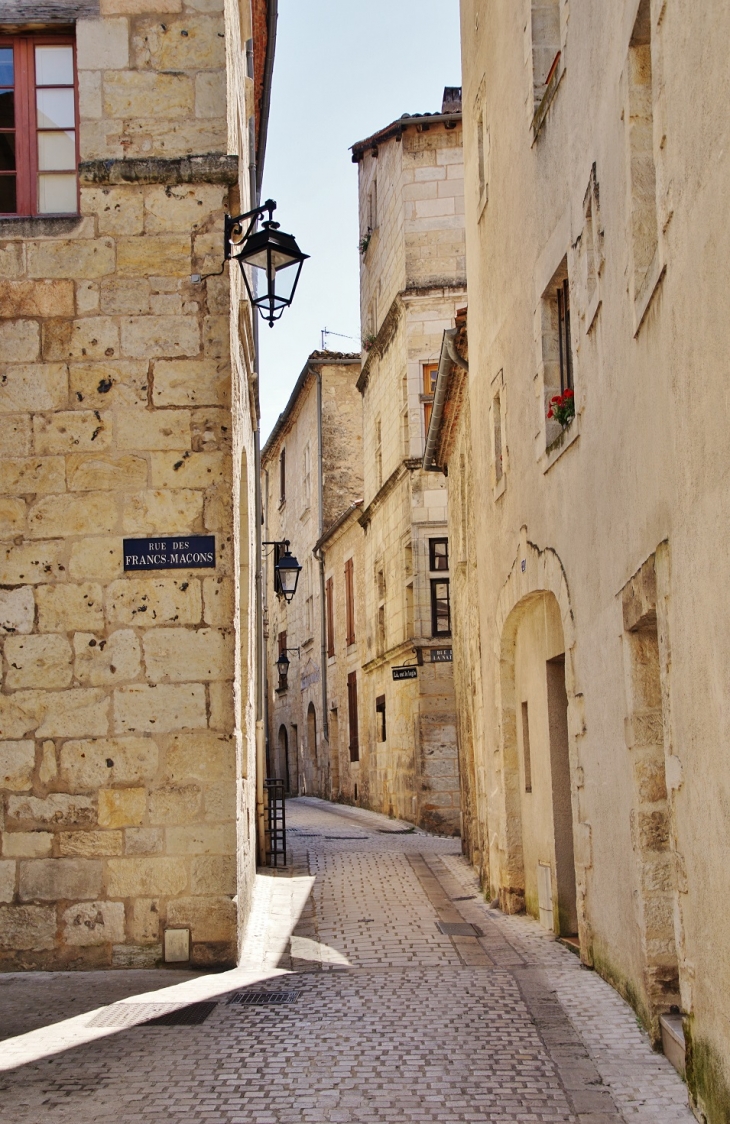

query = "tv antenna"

[{"left": 321, "top": 327, "right": 360, "bottom": 350}]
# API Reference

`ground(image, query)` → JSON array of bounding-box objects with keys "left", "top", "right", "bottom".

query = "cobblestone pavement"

[{"left": 0, "top": 797, "right": 693, "bottom": 1124}]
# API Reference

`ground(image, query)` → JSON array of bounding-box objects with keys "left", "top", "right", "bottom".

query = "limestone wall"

[
  {"left": 459, "top": 0, "right": 730, "bottom": 1112},
  {"left": 261, "top": 356, "right": 362, "bottom": 801},
  {"left": 0, "top": 0, "right": 259, "bottom": 969}
]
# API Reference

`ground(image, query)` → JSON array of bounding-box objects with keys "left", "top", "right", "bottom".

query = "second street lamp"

[{"left": 264, "top": 540, "right": 302, "bottom": 603}]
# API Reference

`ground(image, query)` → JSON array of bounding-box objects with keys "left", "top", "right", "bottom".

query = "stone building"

[
  {"left": 0, "top": 0, "right": 275, "bottom": 970},
  {"left": 455, "top": 0, "right": 730, "bottom": 1114},
  {"left": 261, "top": 352, "right": 362, "bottom": 798},
  {"left": 349, "top": 91, "right": 465, "bottom": 835}
]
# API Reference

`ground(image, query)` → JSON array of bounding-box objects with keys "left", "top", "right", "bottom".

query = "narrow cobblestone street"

[{"left": 0, "top": 799, "right": 693, "bottom": 1124}]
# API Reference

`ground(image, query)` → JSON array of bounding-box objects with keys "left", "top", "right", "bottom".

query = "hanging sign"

[
  {"left": 123, "top": 536, "right": 216, "bottom": 571},
  {"left": 431, "top": 648, "right": 453, "bottom": 662},
  {"left": 392, "top": 666, "right": 418, "bottom": 681}
]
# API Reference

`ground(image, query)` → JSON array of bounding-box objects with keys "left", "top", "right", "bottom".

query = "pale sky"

[{"left": 258, "top": 0, "right": 463, "bottom": 439}]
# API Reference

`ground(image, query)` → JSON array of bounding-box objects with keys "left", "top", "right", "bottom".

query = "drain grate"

[
  {"left": 227, "top": 990, "right": 300, "bottom": 1006},
  {"left": 437, "top": 921, "right": 483, "bottom": 937},
  {"left": 452, "top": 895, "right": 476, "bottom": 901},
  {"left": 377, "top": 827, "right": 416, "bottom": 835},
  {"left": 144, "top": 1002, "right": 217, "bottom": 1026}
]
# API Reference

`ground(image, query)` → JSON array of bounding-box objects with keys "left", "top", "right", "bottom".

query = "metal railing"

[{"left": 263, "top": 778, "right": 287, "bottom": 867}]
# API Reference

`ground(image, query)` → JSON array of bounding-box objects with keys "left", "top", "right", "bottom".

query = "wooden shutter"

[
  {"left": 326, "top": 577, "right": 335, "bottom": 657},
  {"left": 345, "top": 558, "right": 355, "bottom": 645},
  {"left": 347, "top": 671, "right": 359, "bottom": 762}
]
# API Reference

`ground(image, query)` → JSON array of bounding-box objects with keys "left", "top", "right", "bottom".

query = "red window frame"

[{"left": 0, "top": 35, "right": 79, "bottom": 218}]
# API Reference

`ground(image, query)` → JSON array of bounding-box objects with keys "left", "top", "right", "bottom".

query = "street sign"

[
  {"left": 123, "top": 536, "right": 216, "bottom": 571},
  {"left": 431, "top": 648, "right": 453, "bottom": 662},
  {"left": 392, "top": 666, "right": 418, "bottom": 681}
]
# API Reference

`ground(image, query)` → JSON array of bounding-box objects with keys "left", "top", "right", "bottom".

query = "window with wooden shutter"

[
  {"left": 326, "top": 576, "right": 335, "bottom": 658},
  {"left": 347, "top": 671, "right": 359, "bottom": 762},
  {"left": 345, "top": 557, "right": 355, "bottom": 646},
  {"left": 0, "top": 36, "right": 79, "bottom": 217}
]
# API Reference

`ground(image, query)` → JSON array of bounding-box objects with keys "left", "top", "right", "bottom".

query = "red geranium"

[{"left": 547, "top": 389, "right": 575, "bottom": 429}]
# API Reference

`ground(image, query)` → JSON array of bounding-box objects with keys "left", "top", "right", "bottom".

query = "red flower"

[
  {"left": 564, "top": 388, "right": 574, "bottom": 397},
  {"left": 551, "top": 395, "right": 560, "bottom": 404},
  {"left": 547, "top": 409, "right": 554, "bottom": 418}
]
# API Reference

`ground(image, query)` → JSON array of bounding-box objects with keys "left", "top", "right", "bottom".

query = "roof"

[
  {"left": 351, "top": 111, "right": 462, "bottom": 163},
  {"left": 313, "top": 500, "right": 364, "bottom": 554},
  {"left": 262, "top": 351, "right": 360, "bottom": 461},
  {"left": 352, "top": 87, "right": 462, "bottom": 163}
]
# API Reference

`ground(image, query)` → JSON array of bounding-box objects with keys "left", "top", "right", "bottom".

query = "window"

[
  {"left": 557, "top": 278, "right": 573, "bottom": 393},
  {"left": 375, "top": 416, "right": 382, "bottom": 490},
  {"left": 530, "top": 1, "right": 561, "bottom": 111},
  {"left": 0, "top": 37, "right": 78, "bottom": 217},
  {"left": 476, "top": 108, "right": 490, "bottom": 214},
  {"left": 375, "top": 694, "right": 386, "bottom": 742},
  {"left": 344, "top": 557, "right": 355, "bottom": 646},
  {"left": 375, "top": 561, "right": 385, "bottom": 655},
  {"left": 493, "top": 391, "right": 504, "bottom": 484},
  {"left": 304, "top": 557, "right": 313, "bottom": 637},
  {"left": 326, "top": 577, "right": 335, "bottom": 658},
  {"left": 422, "top": 362, "right": 439, "bottom": 439},
  {"left": 401, "top": 374, "right": 409, "bottom": 457},
  {"left": 627, "top": 0, "right": 659, "bottom": 303},
  {"left": 279, "top": 447, "right": 286, "bottom": 503},
  {"left": 541, "top": 256, "right": 575, "bottom": 445},
  {"left": 430, "top": 578, "right": 451, "bottom": 637},
  {"left": 368, "top": 176, "right": 377, "bottom": 231},
  {"left": 277, "top": 630, "right": 288, "bottom": 690},
  {"left": 302, "top": 442, "right": 311, "bottom": 511},
  {"left": 347, "top": 671, "right": 359, "bottom": 762},
  {"left": 521, "top": 701, "right": 533, "bottom": 793},
  {"left": 429, "top": 538, "right": 449, "bottom": 572}
]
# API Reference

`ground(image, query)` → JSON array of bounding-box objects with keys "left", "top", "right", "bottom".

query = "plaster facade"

[
  {"left": 351, "top": 98, "right": 465, "bottom": 835},
  {"left": 0, "top": 0, "right": 269, "bottom": 969},
  {"left": 261, "top": 354, "right": 362, "bottom": 802},
  {"left": 457, "top": 0, "right": 730, "bottom": 1116}
]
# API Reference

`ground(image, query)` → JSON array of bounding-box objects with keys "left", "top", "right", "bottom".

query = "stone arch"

[
  {"left": 493, "top": 530, "right": 587, "bottom": 947},
  {"left": 278, "top": 723, "right": 290, "bottom": 793},
  {"left": 307, "top": 702, "right": 318, "bottom": 767}
]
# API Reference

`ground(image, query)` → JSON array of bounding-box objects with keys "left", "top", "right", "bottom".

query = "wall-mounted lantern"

[
  {"left": 224, "top": 199, "right": 308, "bottom": 327},
  {"left": 264, "top": 539, "right": 302, "bottom": 603}
]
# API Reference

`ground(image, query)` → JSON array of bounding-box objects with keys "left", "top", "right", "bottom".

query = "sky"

[{"left": 258, "top": 0, "right": 463, "bottom": 440}]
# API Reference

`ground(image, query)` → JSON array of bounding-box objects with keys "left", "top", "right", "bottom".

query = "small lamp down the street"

[{"left": 263, "top": 539, "right": 302, "bottom": 603}]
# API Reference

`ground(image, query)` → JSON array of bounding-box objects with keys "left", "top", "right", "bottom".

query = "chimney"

[{"left": 441, "top": 86, "right": 462, "bottom": 114}]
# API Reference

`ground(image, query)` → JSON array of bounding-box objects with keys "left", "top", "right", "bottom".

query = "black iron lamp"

[
  {"left": 225, "top": 199, "right": 308, "bottom": 327},
  {"left": 263, "top": 539, "right": 302, "bottom": 603},
  {"left": 275, "top": 650, "right": 291, "bottom": 678}
]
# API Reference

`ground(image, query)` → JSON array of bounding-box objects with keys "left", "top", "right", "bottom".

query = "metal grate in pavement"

[
  {"left": 437, "top": 921, "right": 483, "bottom": 937},
  {"left": 227, "top": 991, "right": 301, "bottom": 1006}
]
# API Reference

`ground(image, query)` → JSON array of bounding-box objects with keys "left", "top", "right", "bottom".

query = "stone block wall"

[{"left": 0, "top": 0, "right": 260, "bottom": 969}]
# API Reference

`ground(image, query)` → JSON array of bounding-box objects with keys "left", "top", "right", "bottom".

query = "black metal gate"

[{"left": 263, "top": 778, "right": 286, "bottom": 867}]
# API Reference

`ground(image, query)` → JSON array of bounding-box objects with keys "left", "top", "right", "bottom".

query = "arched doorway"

[
  {"left": 501, "top": 589, "right": 578, "bottom": 937},
  {"left": 278, "top": 724, "right": 290, "bottom": 794}
]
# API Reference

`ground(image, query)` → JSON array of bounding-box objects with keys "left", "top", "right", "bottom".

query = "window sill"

[
  {"left": 541, "top": 412, "right": 580, "bottom": 474},
  {"left": 633, "top": 250, "right": 666, "bottom": 337},
  {"left": 0, "top": 214, "right": 82, "bottom": 239}
]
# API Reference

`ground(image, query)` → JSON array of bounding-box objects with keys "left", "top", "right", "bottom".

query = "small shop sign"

[
  {"left": 123, "top": 536, "right": 216, "bottom": 571},
  {"left": 392, "top": 666, "right": 418, "bottom": 681},
  {"left": 431, "top": 648, "right": 453, "bottom": 663}
]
